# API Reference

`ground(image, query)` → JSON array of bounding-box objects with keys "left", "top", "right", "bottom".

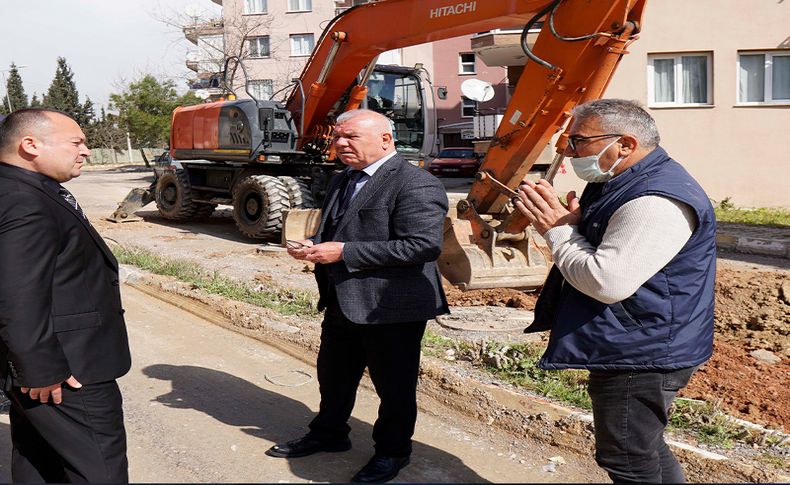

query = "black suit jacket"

[
  {"left": 314, "top": 154, "right": 450, "bottom": 324},
  {"left": 0, "top": 162, "right": 131, "bottom": 388}
]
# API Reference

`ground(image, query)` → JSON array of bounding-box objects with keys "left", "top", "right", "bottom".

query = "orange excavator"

[{"left": 111, "top": 0, "right": 647, "bottom": 291}]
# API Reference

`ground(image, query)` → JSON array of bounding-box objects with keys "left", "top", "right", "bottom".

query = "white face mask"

[{"left": 570, "top": 138, "right": 624, "bottom": 183}]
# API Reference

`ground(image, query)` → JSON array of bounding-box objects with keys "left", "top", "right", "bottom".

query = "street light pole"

[{"left": 1, "top": 65, "right": 28, "bottom": 113}]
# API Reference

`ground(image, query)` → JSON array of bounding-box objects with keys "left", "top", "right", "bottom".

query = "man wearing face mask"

[{"left": 515, "top": 99, "right": 716, "bottom": 483}]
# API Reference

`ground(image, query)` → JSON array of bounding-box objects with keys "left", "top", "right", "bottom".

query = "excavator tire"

[
  {"left": 155, "top": 170, "right": 216, "bottom": 220},
  {"left": 232, "top": 175, "right": 290, "bottom": 238},
  {"left": 279, "top": 176, "right": 317, "bottom": 208}
]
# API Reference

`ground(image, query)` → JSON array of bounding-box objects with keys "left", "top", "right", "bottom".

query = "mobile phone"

[{"left": 285, "top": 239, "right": 306, "bottom": 249}]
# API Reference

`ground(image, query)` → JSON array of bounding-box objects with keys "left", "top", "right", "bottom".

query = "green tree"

[
  {"left": 79, "top": 96, "right": 96, "bottom": 127},
  {"left": 29, "top": 93, "right": 41, "bottom": 107},
  {"left": 109, "top": 74, "right": 201, "bottom": 148},
  {"left": 43, "top": 57, "right": 82, "bottom": 118},
  {"left": 1, "top": 62, "right": 29, "bottom": 114},
  {"left": 86, "top": 107, "right": 126, "bottom": 152}
]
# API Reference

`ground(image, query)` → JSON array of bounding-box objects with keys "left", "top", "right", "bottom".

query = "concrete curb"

[{"left": 716, "top": 225, "right": 790, "bottom": 259}]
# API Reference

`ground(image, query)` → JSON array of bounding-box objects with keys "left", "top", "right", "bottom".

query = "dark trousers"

[
  {"left": 7, "top": 380, "right": 128, "bottom": 483},
  {"left": 308, "top": 300, "right": 426, "bottom": 457},
  {"left": 587, "top": 367, "right": 697, "bottom": 484}
]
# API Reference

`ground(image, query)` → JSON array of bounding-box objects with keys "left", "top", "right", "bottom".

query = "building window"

[
  {"left": 461, "top": 97, "right": 477, "bottom": 118},
  {"left": 244, "top": 0, "right": 267, "bottom": 14},
  {"left": 647, "top": 52, "right": 712, "bottom": 107},
  {"left": 290, "top": 34, "right": 315, "bottom": 57},
  {"left": 249, "top": 80, "right": 273, "bottom": 100},
  {"left": 248, "top": 36, "right": 270, "bottom": 58},
  {"left": 459, "top": 53, "right": 476, "bottom": 74},
  {"left": 738, "top": 51, "right": 790, "bottom": 104},
  {"left": 288, "top": 0, "right": 312, "bottom": 12}
]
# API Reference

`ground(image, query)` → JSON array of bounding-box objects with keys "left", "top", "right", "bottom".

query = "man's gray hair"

[
  {"left": 336, "top": 109, "right": 393, "bottom": 136},
  {"left": 571, "top": 99, "right": 660, "bottom": 149}
]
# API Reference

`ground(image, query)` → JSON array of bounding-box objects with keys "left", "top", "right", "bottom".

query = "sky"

[{"left": 0, "top": 0, "right": 222, "bottom": 111}]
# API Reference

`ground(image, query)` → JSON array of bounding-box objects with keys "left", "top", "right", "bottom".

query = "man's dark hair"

[{"left": 0, "top": 108, "right": 74, "bottom": 154}]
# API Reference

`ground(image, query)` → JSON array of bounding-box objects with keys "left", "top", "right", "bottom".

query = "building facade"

[
  {"left": 596, "top": 0, "right": 790, "bottom": 208},
  {"left": 469, "top": 1, "right": 790, "bottom": 208}
]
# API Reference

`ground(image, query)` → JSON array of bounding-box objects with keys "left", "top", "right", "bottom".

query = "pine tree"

[
  {"left": 79, "top": 96, "right": 96, "bottom": 126},
  {"left": 3, "top": 63, "right": 29, "bottom": 113},
  {"left": 43, "top": 57, "right": 82, "bottom": 118},
  {"left": 29, "top": 93, "right": 41, "bottom": 107}
]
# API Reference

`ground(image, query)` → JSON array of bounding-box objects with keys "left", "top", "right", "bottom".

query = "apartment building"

[{"left": 468, "top": 1, "right": 789, "bottom": 207}]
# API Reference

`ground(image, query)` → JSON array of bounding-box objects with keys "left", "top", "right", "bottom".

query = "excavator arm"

[{"left": 288, "top": 0, "right": 647, "bottom": 290}]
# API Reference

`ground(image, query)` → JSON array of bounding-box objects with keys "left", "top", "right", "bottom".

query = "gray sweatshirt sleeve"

[{"left": 543, "top": 195, "right": 696, "bottom": 304}]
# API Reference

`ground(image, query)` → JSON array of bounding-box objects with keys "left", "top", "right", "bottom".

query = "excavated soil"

[{"left": 443, "top": 267, "right": 790, "bottom": 432}]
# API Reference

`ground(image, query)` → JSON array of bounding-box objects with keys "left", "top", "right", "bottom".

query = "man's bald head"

[
  {"left": 0, "top": 108, "right": 90, "bottom": 182},
  {"left": 0, "top": 108, "right": 70, "bottom": 156}
]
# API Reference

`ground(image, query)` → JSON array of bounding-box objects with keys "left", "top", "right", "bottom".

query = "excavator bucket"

[
  {"left": 438, "top": 208, "right": 551, "bottom": 291},
  {"left": 107, "top": 187, "right": 155, "bottom": 223},
  {"left": 281, "top": 208, "right": 322, "bottom": 244}
]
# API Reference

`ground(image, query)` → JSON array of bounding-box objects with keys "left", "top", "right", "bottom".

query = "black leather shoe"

[
  {"left": 351, "top": 455, "right": 410, "bottom": 483},
  {"left": 265, "top": 436, "right": 351, "bottom": 458}
]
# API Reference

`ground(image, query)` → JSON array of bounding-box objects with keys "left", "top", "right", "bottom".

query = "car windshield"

[{"left": 437, "top": 149, "right": 475, "bottom": 159}]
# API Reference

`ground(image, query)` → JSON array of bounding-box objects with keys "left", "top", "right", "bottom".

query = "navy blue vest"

[{"left": 539, "top": 147, "right": 716, "bottom": 370}]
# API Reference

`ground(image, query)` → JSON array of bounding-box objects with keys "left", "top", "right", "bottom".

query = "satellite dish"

[
  {"left": 460, "top": 79, "right": 495, "bottom": 103},
  {"left": 194, "top": 89, "right": 211, "bottom": 100},
  {"left": 184, "top": 4, "right": 203, "bottom": 18}
]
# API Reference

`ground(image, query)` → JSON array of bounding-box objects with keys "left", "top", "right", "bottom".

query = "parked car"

[{"left": 427, "top": 147, "right": 482, "bottom": 177}]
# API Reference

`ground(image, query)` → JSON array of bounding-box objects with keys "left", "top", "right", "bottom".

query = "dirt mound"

[
  {"left": 682, "top": 340, "right": 790, "bottom": 431},
  {"left": 714, "top": 268, "right": 789, "bottom": 358},
  {"left": 444, "top": 285, "right": 537, "bottom": 309}
]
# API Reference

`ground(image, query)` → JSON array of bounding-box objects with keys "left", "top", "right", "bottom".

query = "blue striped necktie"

[{"left": 58, "top": 186, "right": 87, "bottom": 220}]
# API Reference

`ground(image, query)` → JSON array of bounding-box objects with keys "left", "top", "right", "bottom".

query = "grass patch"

[
  {"left": 424, "top": 332, "right": 786, "bottom": 450},
  {"left": 113, "top": 245, "right": 318, "bottom": 317},
  {"left": 422, "top": 332, "right": 591, "bottom": 409},
  {"left": 669, "top": 399, "right": 745, "bottom": 448},
  {"left": 714, "top": 198, "right": 790, "bottom": 227},
  {"left": 666, "top": 398, "right": 788, "bottom": 449}
]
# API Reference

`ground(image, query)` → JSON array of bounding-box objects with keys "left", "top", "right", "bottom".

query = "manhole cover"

[
  {"left": 265, "top": 370, "right": 313, "bottom": 387},
  {"left": 436, "top": 306, "right": 535, "bottom": 332}
]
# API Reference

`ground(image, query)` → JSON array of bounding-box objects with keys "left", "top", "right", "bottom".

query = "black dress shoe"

[
  {"left": 351, "top": 455, "right": 410, "bottom": 483},
  {"left": 265, "top": 435, "right": 351, "bottom": 458}
]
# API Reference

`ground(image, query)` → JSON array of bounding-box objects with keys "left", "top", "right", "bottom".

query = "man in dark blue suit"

[
  {"left": 267, "top": 109, "right": 448, "bottom": 483},
  {"left": 0, "top": 109, "right": 131, "bottom": 483}
]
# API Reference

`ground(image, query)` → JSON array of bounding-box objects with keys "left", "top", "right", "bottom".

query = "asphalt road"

[{"left": 0, "top": 284, "right": 592, "bottom": 483}]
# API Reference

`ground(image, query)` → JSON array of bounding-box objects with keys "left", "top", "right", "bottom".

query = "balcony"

[
  {"left": 188, "top": 74, "right": 223, "bottom": 91},
  {"left": 186, "top": 50, "right": 201, "bottom": 71},
  {"left": 471, "top": 28, "right": 538, "bottom": 67},
  {"left": 183, "top": 19, "right": 224, "bottom": 44}
]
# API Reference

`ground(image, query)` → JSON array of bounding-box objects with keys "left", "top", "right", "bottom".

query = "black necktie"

[
  {"left": 58, "top": 186, "right": 87, "bottom": 220},
  {"left": 337, "top": 170, "right": 365, "bottom": 215}
]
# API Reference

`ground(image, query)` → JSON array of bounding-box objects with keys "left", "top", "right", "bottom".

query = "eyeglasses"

[{"left": 566, "top": 133, "right": 623, "bottom": 153}]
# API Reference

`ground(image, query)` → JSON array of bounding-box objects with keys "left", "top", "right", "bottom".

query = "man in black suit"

[
  {"left": 267, "top": 109, "right": 448, "bottom": 483},
  {"left": 0, "top": 109, "right": 131, "bottom": 483}
]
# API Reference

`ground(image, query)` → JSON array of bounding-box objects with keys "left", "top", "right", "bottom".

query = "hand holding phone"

[{"left": 286, "top": 239, "right": 306, "bottom": 249}]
